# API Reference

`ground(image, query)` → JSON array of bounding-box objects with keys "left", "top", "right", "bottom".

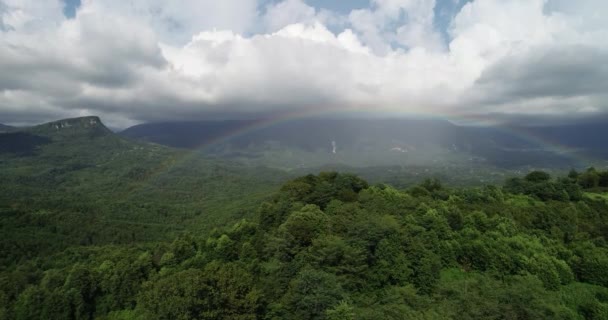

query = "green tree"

[
  {"left": 280, "top": 268, "right": 345, "bottom": 320},
  {"left": 326, "top": 301, "right": 355, "bottom": 320},
  {"left": 279, "top": 205, "right": 328, "bottom": 248},
  {"left": 525, "top": 171, "right": 551, "bottom": 183},
  {"left": 598, "top": 171, "right": 608, "bottom": 187}
]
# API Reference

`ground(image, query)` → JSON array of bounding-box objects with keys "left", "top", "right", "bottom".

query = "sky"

[{"left": 0, "top": 0, "right": 607, "bottom": 128}]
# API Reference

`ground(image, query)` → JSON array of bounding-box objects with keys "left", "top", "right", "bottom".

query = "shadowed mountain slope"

[{"left": 121, "top": 118, "right": 605, "bottom": 168}]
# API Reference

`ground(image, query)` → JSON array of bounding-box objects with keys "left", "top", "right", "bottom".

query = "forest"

[{"left": 3, "top": 165, "right": 608, "bottom": 319}]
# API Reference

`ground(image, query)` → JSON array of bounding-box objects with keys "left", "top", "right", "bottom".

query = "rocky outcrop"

[
  {"left": 45, "top": 116, "right": 104, "bottom": 130},
  {"left": 28, "top": 116, "right": 113, "bottom": 138}
]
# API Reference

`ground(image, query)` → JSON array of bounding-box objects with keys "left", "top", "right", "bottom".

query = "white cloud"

[
  {"left": 0, "top": 0, "right": 607, "bottom": 126},
  {"left": 350, "top": 0, "right": 444, "bottom": 54},
  {"left": 449, "top": 0, "right": 608, "bottom": 116},
  {"left": 1, "top": 0, "right": 64, "bottom": 31},
  {"left": 79, "top": 0, "right": 259, "bottom": 44},
  {"left": 264, "top": 0, "right": 317, "bottom": 31}
]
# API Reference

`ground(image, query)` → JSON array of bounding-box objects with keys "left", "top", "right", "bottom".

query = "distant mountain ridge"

[
  {"left": 3, "top": 116, "right": 606, "bottom": 169},
  {"left": 121, "top": 118, "right": 608, "bottom": 168},
  {"left": 122, "top": 118, "right": 470, "bottom": 151},
  {"left": 27, "top": 116, "right": 113, "bottom": 138},
  {"left": 0, "top": 116, "right": 115, "bottom": 156},
  {"left": 122, "top": 120, "right": 255, "bottom": 149},
  {"left": 0, "top": 123, "right": 15, "bottom": 133}
]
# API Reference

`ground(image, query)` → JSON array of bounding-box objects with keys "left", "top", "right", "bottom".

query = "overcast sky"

[{"left": 0, "top": 0, "right": 607, "bottom": 127}]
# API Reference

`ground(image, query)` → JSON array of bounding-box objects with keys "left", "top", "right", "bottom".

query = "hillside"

[
  {"left": 121, "top": 118, "right": 593, "bottom": 169},
  {"left": 0, "top": 116, "right": 116, "bottom": 156},
  {"left": 0, "top": 116, "right": 288, "bottom": 262}
]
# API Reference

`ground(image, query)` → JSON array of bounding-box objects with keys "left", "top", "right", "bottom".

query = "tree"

[
  {"left": 279, "top": 205, "right": 328, "bottom": 248},
  {"left": 280, "top": 268, "right": 345, "bottom": 320},
  {"left": 578, "top": 171, "right": 600, "bottom": 189},
  {"left": 326, "top": 301, "right": 355, "bottom": 320},
  {"left": 598, "top": 171, "right": 608, "bottom": 188},
  {"left": 421, "top": 178, "right": 442, "bottom": 192},
  {"left": 525, "top": 171, "right": 551, "bottom": 183},
  {"left": 371, "top": 237, "right": 412, "bottom": 287},
  {"left": 138, "top": 269, "right": 212, "bottom": 320},
  {"left": 409, "top": 186, "right": 431, "bottom": 197}
]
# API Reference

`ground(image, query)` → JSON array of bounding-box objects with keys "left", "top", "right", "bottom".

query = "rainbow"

[
  {"left": 446, "top": 112, "right": 592, "bottom": 168},
  {"left": 121, "top": 105, "right": 595, "bottom": 199}
]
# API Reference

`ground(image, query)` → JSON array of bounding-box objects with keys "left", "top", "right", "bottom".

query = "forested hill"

[
  {"left": 3, "top": 170, "right": 608, "bottom": 319},
  {"left": 0, "top": 116, "right": 113, "bottom": 155},
  {"left": 0, "top": 116, "right": 287, "bottom": 261}
]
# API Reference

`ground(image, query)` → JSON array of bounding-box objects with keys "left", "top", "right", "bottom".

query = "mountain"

[
  {"left": 122, "top": 118, "right": 476, "bottom": 151},
  {"left": 0, "top": 123, "right": 14, "bottom": 133},
  {"left": 0, "top": 116, "right": 287, "bottom": 255},
  {"left": 122, "top": 118, "right": 595, "bottom": 169},
  {"left": 122, "top": 119, "right": 255, "bottom": 149},
  {"left": 513, "top": 123, "right": 608, "bottom": 157},
  {"left": 26, "top": 115, "right": 113, "bottom": 138},
  {"left": 0, "top": 116, "right": 114, "bottom": 156}
]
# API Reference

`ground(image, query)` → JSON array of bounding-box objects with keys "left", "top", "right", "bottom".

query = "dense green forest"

[
  {"left": 0, "top": 118, "right": 288, "bottom": 263},
  {"left": 3, "top": 119, "right": 608, "bottom": 319},
  {"left": 3, "top": 166, "right": 608, "bottom": 319}
]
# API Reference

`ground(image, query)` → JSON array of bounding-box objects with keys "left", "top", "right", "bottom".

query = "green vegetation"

[
  {"left": 3, "top": 119, "right": 608, "bottom": 319},
  {"left": 3, "top": 165, "right": 608, "bottom": 318},
  {"left": 0, "top": 118, "right": 287, "bottom": 266}
]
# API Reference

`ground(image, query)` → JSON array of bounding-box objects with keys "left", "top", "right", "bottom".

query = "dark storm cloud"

[{"left": 473, "top": 46, "right": 608, "bottom": 104}]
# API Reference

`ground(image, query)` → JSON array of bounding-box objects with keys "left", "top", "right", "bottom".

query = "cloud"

[
  {"left": 1, "top": 0, "right": 64, "bottom": 31},
  {"left": 262, "top": 0, "right": 347, "bottom": 34},
  {"left": 348, "top": 0, "right": 445, "bottom": 54},
  {"left": 474, "top": 46, "right": 608, "bottom": 102},
  {"left": 451, "top": 0, "right": 608, "bottom": 119},
  {"left": 263, "top": 0, "right": 317, "bottom": 31},
  {"left": 0, "top": 0, "right": 607, "bottom": 127},
  {"left": 80, "top": 0, "right": 259, "bottom": 44}
]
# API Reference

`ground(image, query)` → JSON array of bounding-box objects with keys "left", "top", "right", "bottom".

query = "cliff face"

[
  {"left": 28, "top": 116, "right": 113, "bottom": 138},
  {"left": 43, "top": 116, "right": 108, "bottom": 130}
]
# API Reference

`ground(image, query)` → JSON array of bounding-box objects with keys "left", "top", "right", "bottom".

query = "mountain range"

[
  {"left": 121, "top": 118, "right": 608, "bottom": 169},
  {"left": 3, "top": 116, "right": 607, "bottom": 170}
]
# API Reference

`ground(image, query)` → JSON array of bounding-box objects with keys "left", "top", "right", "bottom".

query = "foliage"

[
  {"left": 2, "top": 168, "right": 608, "bottom": 319},
  {"left": 2, "top": 125, "right": 608, "bottom": 319}
]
